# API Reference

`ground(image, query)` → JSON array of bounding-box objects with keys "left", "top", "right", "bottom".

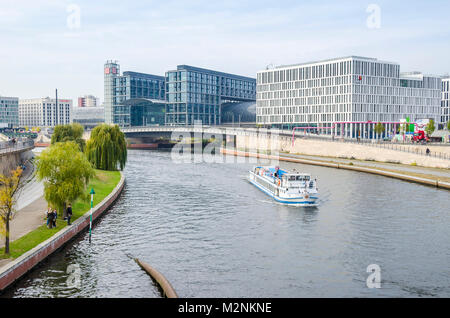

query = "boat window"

[
  {"left": 295, "top": 175, "right": 311, "bottom": 181},
  {"left": 289, "top": 176, "right": 296, "bottom": 181}
]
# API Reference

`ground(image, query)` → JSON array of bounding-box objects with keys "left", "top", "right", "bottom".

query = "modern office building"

[
  {"left": 165, "top": 65, "right": 256, "bottom": 125},
  {"left": 0, "top": 96, "right": 19, "bottom": 127},
  {"left": 72, "top": 106, "right": 104, "bottom": 129},
  {"left": 104, "top": 61, "right": 166, "bottom": 126},
  {"left": 221, "top": 101, "right": 256, "bottom": 124},
  {"left": 442, "top": 77, "right": 450, "bottom": 128},
  {"left": 19, "top": 97, "right": 72, "bottom": 127},
  {"left": 104, "top": 61, "right": 256, "bottom": 127},
  {"left": 114, "top": 98, "right": 166, "bottom": 126},
  {"left": 256, "top": 56, "right": 442, "bottom": 138},
  {"left": 78, "top": 95, "right": 99, "bottom": 107}
]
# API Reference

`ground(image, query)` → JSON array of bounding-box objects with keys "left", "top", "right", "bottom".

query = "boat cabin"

[
  {"left": 281, "top": 173, "right": 312, "bottom": 188},
  {"left": 253, "top": 166, "right": 315, "bottom": 189}
]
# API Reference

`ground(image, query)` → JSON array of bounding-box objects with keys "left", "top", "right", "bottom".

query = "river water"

[{"left": 3, "top": 150, "right": 450, "bottom": 297}]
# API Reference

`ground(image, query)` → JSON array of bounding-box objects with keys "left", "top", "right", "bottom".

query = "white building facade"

[
  {"left": 442, "top": 78, "right": 450, "bottom": 128},
  {"left": 256, "top": 56, "right": 442, "bottom": 138},
  {"left": 19, "top": 97, "right": 72, "bottom": 127}
]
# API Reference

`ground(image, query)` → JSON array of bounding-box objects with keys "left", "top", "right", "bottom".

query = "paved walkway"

[
  {"left": 282, "top": 152, "right": 450, "bottom": 179},
  {"left": 15, "top": 164, "right": 44, "bottom": 211},
  {"left": 0, "top": 196, "right": 47, "bottom": 249},
  {"left": 1, "top": 156, "right": 46, "bottom": 267}
]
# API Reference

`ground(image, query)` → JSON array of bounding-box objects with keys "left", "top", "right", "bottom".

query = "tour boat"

[{"left": 248, "top": 166, "right": 319, "bottom": 206}]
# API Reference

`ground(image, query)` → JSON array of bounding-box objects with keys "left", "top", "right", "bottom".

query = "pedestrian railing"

[
  {"left": 340, "top": 138, "right": 450, "bottom": 160},
  {"left": 0, "top": 138, "right": 35, "bottom": 155}
]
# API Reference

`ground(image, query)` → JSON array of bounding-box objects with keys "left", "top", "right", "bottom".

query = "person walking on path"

[
  {"left": 67, "top": 204, "right": 73, "bottom": 226},
  {"left": 52, "top": 208, "right": 57, "bottom": 228},
  {"left": 46, "top": 207, "right": 53, "bottom": 229},
  {"left": 426, "top": 148, "right": 430, "bottom": 156}
]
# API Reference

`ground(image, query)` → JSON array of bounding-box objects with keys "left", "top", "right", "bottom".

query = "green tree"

[
  {"left": 36, "top": 141, "right": 94, "bottom": 217},
  {"left": 0, "top": 167, "right": 24, "bottom": 255},
  {"left": 425, "top": 119, "right": 435, "bottom": 137},
  {"left": 446, "top": 120, "right": 450, "bottom": 131},
  {"left": 85, "top": 124, "right": 127, "bottom": 171},
  {"left": 51, "top": 123, "right": 86, "bottom": 152},
  {"left": 374, "top": 122, "right": 385, "bottom": 137}
]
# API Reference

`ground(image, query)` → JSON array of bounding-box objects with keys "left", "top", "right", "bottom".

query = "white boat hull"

[{"left": 248, "top": 171, "right": 318, "bottom": 207}]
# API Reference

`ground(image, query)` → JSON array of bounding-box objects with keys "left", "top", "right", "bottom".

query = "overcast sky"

[{"left": 1, "top": 0, "right": 449, "bottom": 103}]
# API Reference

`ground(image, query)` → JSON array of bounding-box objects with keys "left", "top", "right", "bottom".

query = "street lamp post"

[{"left": 89, "top": 188, "right": 95, "bottom": 243}]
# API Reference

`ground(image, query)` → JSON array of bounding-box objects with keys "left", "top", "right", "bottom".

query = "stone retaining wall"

[
  {"left": 0, "top": 148, "right": 34, "bottom": 175},
  {"left": 235, "top": 135, "right": 450, "bottom": 169}
]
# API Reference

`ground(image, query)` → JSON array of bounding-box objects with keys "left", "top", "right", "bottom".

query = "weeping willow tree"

[
  {"left": 85, "top": 124, "right": 127, "bottom": 171},
  {"left": 36, "top": 141, "right": 94, "bottom": 218},
  {"left": 51, "top": 123, "right": 86, "bottom": 152}
]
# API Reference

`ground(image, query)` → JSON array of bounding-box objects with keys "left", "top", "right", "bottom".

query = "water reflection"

[{"left": 3, "top": 150, "right": 450, "bottom": 298}]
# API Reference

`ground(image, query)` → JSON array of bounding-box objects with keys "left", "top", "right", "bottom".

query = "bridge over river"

[{"left": 75, "top": 125, "right": 450, "bottom": 168}]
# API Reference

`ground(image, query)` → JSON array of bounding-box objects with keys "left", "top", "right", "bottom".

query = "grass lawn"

[{"left": 0, "top": 169, "right": 121, "bottom": 260}]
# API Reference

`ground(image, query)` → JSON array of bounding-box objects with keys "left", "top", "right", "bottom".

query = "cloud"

[{"left": 0, "top": 0, "right": 449, "bottom": 102}]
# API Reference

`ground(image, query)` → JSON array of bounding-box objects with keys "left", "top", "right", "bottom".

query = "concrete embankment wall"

[
  {"left": 0, "top": 148, "right": 34, "bottom": 175},
  {"left": 0, "top": 172, "right": 125, "bottom": 292},
  {"left": 235, "top": 135, "right": 450, "bottom": 169},
  {"left": 221, "top": 148, "right": 450, "bottom": 190}
]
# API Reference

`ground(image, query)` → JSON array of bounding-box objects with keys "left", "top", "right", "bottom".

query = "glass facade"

[
  {"left": 0, "top": 96, "right": 19, "bottom": 127},
  {"left": 104, "top": 61, "right": 120, "bottom": 124},
  {"left": 221, "top": 101, "right": 256, "bottom": 123},
  {"left": 113, "top": 98, "right": 165, "bottom": 127},
  {"left": 104, "top": 61, "right": 165, "bottom": 126},
  {"left": 165, "top": 65, "right": 256, "bottom": 125},
  {"left": 72, "top": 106, "right": 105, "bottom": 129},
  {"left": 104, "top": 61, "right": 256, "bottom": 126}
]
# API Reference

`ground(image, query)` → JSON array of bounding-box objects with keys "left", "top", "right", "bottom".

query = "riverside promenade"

[
  {"left": 0, "top": 198, "right": 47, "bottom": 268},
  {"left": 0, "top": 170, "right": 125, "bottom": 292},
  {"left": 281, "top": 152, "right": 450, "bottom": 181},
  {"left": 0, "top": 159, "right": 46, "bottom": 268},
  {"left": 0, "top": 141, "right": 40, "bottom": 259},
  {"left": 221, "top": 148, "right": 450, "bottom": 190}
]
